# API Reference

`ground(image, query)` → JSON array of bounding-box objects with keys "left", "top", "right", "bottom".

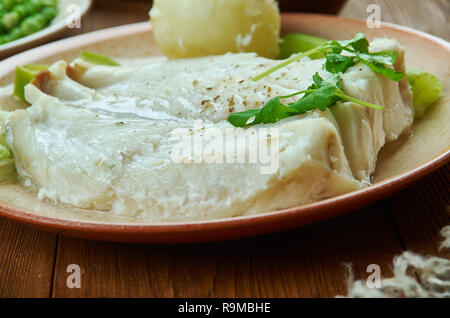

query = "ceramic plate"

[
  {"left": 0, "top": 0, "right": 91, "bottom": 59},
  {"left": 0, "top": 14, "right": 448, "bottom": 243}
]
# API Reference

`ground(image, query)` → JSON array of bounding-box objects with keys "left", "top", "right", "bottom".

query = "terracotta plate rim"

[
  {"left": 0, "top": 14, "right": 449, "bottom": 242},
  {"left": 0, "top": 149, "right": 448, "bottom": 230}
]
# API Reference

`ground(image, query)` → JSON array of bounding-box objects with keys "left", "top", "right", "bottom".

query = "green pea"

[
  {"left": 0, "top": 0, "right": 58, "bottom": 44},
  {"left": 0, "top": 10, "right": 7, "bottom": 33},
  {"left": 1, "top": 32, "right": 12, "bottom": 43},
  {"left": 7, "top": 26, "right": 22, "bottom": 40},
  {"left": 41, "top": 6, "right": 57, "bottom": 21},
  {"left": 2, "top": 0, "right": 19, "bottom": 11},
  {"left": 20, "top": 15, "right": 41, "bottom": 36},
  {"left": 2, "top": 11, "right": 20, "bottom": 30},
  {"left": 14, "top": 4, "right": 28, "bottom": 18}
]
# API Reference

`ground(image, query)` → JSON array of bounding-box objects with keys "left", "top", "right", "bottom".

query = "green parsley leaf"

[
  {"left": 359, "top": 51, "right": 398, "bottom": 65},
  {"left": 291, "top": 85, "right": 339, "bottom": 112},
  {"left": 227, "top": 85, "right": 338, "bottom": 127},
  {"left": 231, "top": 33, "right": 396, "bottom": 128},
  {"left": 228, "top": 71, "right": 385, "bottom": 128},
  {"left": 252, "top": 97, "right": 301, "bottom": 125},
  {"left": 338, "top": 32, "right": 370, "bottom": 53},
  {"left": 227, "top": 97, "right": 299, "bottom": 127},
  {"left": 358, "top": 58, "right": 404, "bottom": 82},
  {"left": 254, "top": 33, "right": 404, "bottom": 83},
  {"left": 226, "top": 109, "right": 261, "bottom": 127},
  {"left": 325, "top": 53, "right": 356, "bottom": 74}
]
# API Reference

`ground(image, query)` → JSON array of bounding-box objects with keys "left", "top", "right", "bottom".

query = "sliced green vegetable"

[
  {"left": 279, "top": 33, "right": 328, "bottom": 59},
  {"left": 13, "top": 51, "right": 118, "bottom": 102},
  {"left": 13, "top": 64, "right": 48, "bottom": 102},
  {"left": 406, "top": 67, "right": 442, "bottom": 118},
  {"left": 0, "top": 159, "right": 16, "bottom": 183},
  {"left": 79, "top": 51, "right": 120, "bottom": 66},
  {"left": 0, "top": 110, "right": 16, "bottom": 183},
  {"left": 0, "top": 144, "right": 10, "bottom": 161}
]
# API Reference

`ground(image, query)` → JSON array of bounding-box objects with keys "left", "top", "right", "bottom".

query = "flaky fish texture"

[{"left": 5, "top": 38, "right": 413, "bottom": 221}]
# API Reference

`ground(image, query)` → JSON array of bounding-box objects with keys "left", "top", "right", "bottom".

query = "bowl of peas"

[{"left": 0, "top": 0, "right": 91, "bottom": 59}]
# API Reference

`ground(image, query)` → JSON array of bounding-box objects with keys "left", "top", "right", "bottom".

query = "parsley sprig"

[
  {"left": 227, "top": 33, "right": 404, "bottom": 127},
  {"left": 228, "top": 73, "right": 384, "bottom": 127},
  {"left": 253, "top": 33, "right": 404, "bottom": 82}
]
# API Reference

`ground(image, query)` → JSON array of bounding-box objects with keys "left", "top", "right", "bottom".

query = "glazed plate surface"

[{"left": 0, "top": 14, "right": 448, "bottom": 243}]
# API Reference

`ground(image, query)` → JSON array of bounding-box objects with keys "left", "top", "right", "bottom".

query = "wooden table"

[{"left": 0, "top": 0, "right": 448, "bottom": 298}]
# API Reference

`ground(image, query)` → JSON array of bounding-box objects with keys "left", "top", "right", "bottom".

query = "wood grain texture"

[
  {"left": 0, "top": 0, "right": 448, "bottom": 298},
  {"left": 52, "top": 203, "right": 403, "bottom": 298},
  {"left": 0, "top": 218, "right": 57, "bottom": 297},
  {"left": 386, "top": 165, "right": 450, "bottom": 256}
]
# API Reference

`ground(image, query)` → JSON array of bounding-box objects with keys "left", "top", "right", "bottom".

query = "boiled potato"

[{"left": 149, "top": 0, "right": 280, "bottom": 59}]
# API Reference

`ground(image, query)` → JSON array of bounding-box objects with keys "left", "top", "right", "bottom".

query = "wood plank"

[
  {"left": 52, "top": 203, "right": 403, "bottom": 298},
  {"left": 67, "top": 0, "right": 151, "bottom": 35},
  {"left": 0, "top": 219, "right": 58, "bottom": 297},
  {"left": 385, "top": 166, "right": 450, "bottom": 256},
  {"left": 51, "top": 237, "right": 175, "bottom": 297}
]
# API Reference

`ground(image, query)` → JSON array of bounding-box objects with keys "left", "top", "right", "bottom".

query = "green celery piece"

[
  {"left": 79, "top": 51, "right": 120, "bottom": 66},
  {"left": 13, "top": 64, "right": 48, "bottom": 102},
  {"left": 0, "top": 110, "right": 11, "bottom": 149},
  {"left": 0, "top": 158, "right": 16, "bottom": 183},
  {"left": 0, "top": 144, "right": 10, "bottom": 161},
  {"left": 406, "top": 66, "right": 442, "bottom": 118},
  {"left": 0, "top": 110, "right": 15, "bottom": 183},
  {"left": 279, "top": 33, "right": 328, "bottom": 59}
]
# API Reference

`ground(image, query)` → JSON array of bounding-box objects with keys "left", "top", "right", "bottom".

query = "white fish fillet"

[
  {"left": 38, "top": 38, "right": 413, "bottom": 182},
  {"left": 4, "top": 38, "right": 414, "bottom": 220},
  {"left": 5, "top": 85, "right": 359, "bottom": 221}
]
